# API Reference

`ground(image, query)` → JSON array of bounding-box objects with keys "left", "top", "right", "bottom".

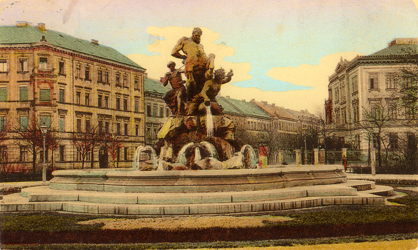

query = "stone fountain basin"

[{"left": 49, "top": 165, "right": 346, "bottom": 193}]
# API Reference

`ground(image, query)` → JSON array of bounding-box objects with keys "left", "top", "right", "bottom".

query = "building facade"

[
  {"left": 143, "top": 77, "right": 171, "bottom": 145},
  {"left": 326, "top": 38, "right": 418, "bottom": 154},
  {"left": 0, "top": 22, "right": 146, "bottom": 169}
]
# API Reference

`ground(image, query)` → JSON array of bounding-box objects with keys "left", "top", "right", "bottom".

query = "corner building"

[
  {"left": 0, "top": 22, "right": 146, "bottom": 169},
  {"left": 326, "top": 38, "right": 418, "bottom": 155}
]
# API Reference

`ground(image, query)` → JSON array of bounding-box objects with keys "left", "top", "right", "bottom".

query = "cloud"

[
  {"left": 220, "top": 52, "right": 362, "bottom": 114},
  {"left": 126, "top": 26, "right": 252, "bottom": 82}
]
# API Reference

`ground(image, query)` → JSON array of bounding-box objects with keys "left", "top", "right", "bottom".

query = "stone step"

[
  {"left": 20, "top": 184, "right": 358, "bottom": 205},
  {"left": 0, "top": 194, "right": 385, "bottom": 215}
]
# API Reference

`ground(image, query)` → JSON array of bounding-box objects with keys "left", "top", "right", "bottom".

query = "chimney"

[
  {"left": 91, "top": 39, "right": 99, "bottom": 45},
  {"left": 38, "top": 23, "right": 46, "bottom": 31},
  {"left": 226, "top": 96, "right": 230, "bottom": 98},
  {"left": 16, "top": 21, "right": 29, "bottom": 27}
]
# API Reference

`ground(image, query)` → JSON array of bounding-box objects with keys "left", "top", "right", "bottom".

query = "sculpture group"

[{"left": 134, "top": 28, "right": 257, "bottom": 171}]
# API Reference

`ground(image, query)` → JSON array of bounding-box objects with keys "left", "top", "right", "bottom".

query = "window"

[
  {"left": 123, "top": 75, "right": 128, "bottom": 87},
  {"left": 104, "top": 96, "right": 109, "bottom": 108},
  {"left": 59, "top": 117, "right": 65, "bottom": 132},
  {"left": 76, "top": 92, "right": 81, "bottom": 105},
  {"left": 334, "top": 88, "right": 339, "bottom": 103},
  {"left": 39, "top": 89, "right": 51, "bottom": 102},
  {"left": 134, "top": 98, "right": 139, "bottom": 112},
  {"left": 124, "top": 147, "right": 128, "bottom": 161},
  {"left": 20, "top": 116, "right": 28, "bottom": 131},
  {"left": 135, "top": 125, "right": 139, "bottom": 136},
  {"left": 19, "top": 86, "right": 28, "bottom": 101},
  {"left": 75, "top": 64, "right": 81, "bottom": 78},
  {"left": 86, "top": 151, "right": 91, "bottom": 161},
  {"left": 123, "top": 98, "right": 128, "bottom": 111},
  {"left": 117, "top": 123, "right": 121, "bottom": 135},
  {"left": 152, "top": 105, "right": 157, "bottom": 117},
  {"left": 59, "top": 145, "right": 65, "bottom": 162},
  {"left": 105, "top": 122, "right": 110, "bottom": 134},
  {"left": 77, "top": 118, "right": 82, "bottom": 132},
  {"left": 98, "top": 70, "right": 103, "bottom": 83},
  {"left": 115, "top": 73, "right": 121, "bottom": 86},
  {"left": 389, "top": 133, "right": 398, "bottom": 151},
  {"left": 40, "top": 116, "right": 51, "bottom": 128},
  {"left": 160, "top": 106, "right": 164, "bottom": 117},
  {"left": 20, "top": 146, "right": 28, "bottom": 162},
  {"left": 124, "top": 123, "right": 128, "bottom": 135},
  {"left": 85, "top": 93, "right": 90, "bottom": 106},
  {"left": 0, "top": 146, "right": 7, "bottom": 163},
  {"left": 0, "top": 117, "right": 6, "bottom": 131},
  {"left": 76, "top": 147, "right": 82, "bottom": 161},
  {"left": 59, "top": 89, "right": 65, "bottom": 103},
  {"left": 39, "top": 149, "right": 48, "bottom": 163},
  {"left": 85, "top": 66, "right": 90, "bottom": 80},
  {"left": 19, "top": 58, "right": 28, "bottom": 72},
  {"left": 117, "top": 148, "right": 120, "bottom": 162},
  {"left": 0, "top": 87, "right": 7, "bottom": 101},
  {"left": 85, "top": 120, "right": 91, "bottom": 133},
  {"left": 104, "top": 71, "right": 109, "bottom": 84},
  {"left": 0, "top": 59, "right": 7, "bottom": 72},
  {"left": 386, "top": 73, "right": 397, "bottom": 89},
  {"left": 98, "top": 120, "right": 103, "bottom": 134},
  {"left": 116, "top": 97, "right": 120, "bottom": 110},
  {"left": 39, "top": 58, "right": 47, "bottom": 70},
  {"left": 147, "top": 105, "right": 151, "bottom": 116},
  {"left": 166, "top": 108, "right": 170, "bottom": 117},
  {"left": 134, "top": 78, "right": 139, "bottom": 90},
  {"left": 98, "top": 94, "right": 102, "bottom": 108},
  {"left": 388, "top": 100, "right": 398, "bottom": 119},
  {"left": 59, "top": 61, "right": 65, "bottom": 75},
  {"left": 369, "top": 73, "right": 378, "bottom": 90}
]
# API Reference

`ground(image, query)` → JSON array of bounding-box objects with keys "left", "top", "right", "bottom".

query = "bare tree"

[
  {"left": 104, "top": 132, "right": 123, "bottom": 168},
  {"left": 361, "top": 103, "right": 393, "bottom": 168},
  {"left": 15, "top": 113, "right": 58, "bottom": 174},
  {"left": 71, "top": 122, "right": 104, "bottom": 169}
]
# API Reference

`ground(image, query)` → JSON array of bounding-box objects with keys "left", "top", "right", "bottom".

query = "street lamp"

[{"left": 40, "top": 125, "right": 48, "bottom": 182}]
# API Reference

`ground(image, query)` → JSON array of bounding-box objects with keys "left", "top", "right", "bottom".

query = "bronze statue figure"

[
  {"left": 162, "top": 61, "right": 186, "bottom": 115},
  {"left": 171, "top": 27, "right": 215, "bottom": 101}
]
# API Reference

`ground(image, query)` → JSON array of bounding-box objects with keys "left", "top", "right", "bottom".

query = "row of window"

[
  {"left": 0, "top": 57, "right": 142, "bottom": 89},
  {"left": 0, "top": 58, "right": 29, "bottom": 73},
  {"left": 75, "top": 118, "right": 140, "bottom": 136},
  {"left": 0, "top": 86, "right": 51, "bottom": 102},
  {"left": 0, "top": 145, "right": 132, "bottom": 163},
  {"left": 146, "top": 104, "right": 171, "bottom": 118},
  {"left": 333, "top": 73, "right": 400, "bottom": 104}
]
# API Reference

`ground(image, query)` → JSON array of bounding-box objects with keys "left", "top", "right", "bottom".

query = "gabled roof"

[
  {"left": 0, "top": 25, "right": 144, "bottom": 70},
  {"left": 252, "top": 100, "right": 297, "bottom": 121},
  {"left": 144, "top": 78, "right": 170, "bottom": 94},
  {"left": 219, "top": 97, "right": 271, "bottom": 119},
  {"left": 216, "top": 96, "right": 243, "bottom": 116}
]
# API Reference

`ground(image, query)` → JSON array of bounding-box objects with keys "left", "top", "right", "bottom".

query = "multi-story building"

[
  {"left": 251, "top": 100, "right": 299, "bottom": 142},
  {"left": 326, "top": 38, "right": 418, "bottom": 153},
  {"left": 0, "top": 22, "right": 146, "bottom": 169},
  {"left": 143, "top": 77, "right": 171, "bottom": 145}
]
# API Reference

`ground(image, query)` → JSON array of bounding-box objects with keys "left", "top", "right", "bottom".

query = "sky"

[{"left": 1, "top": 0, "right": 417, "bottom": 114}]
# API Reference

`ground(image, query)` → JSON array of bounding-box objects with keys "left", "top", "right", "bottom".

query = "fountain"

[{"left": 0, "top": 27, "right": 394, "bottom": 215}]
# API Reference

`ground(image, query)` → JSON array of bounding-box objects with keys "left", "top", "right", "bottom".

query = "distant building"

[
  {"left": 326, "top": 38, "right": 418, "bottom": 152},
  {"left": 0, "top": 22, "right": 146, "bottom": 169},
  {"left": 143, "top": 77, "right": 171, "bottom": 145}
]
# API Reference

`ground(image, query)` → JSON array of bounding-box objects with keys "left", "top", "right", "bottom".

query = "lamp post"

[{"left": 40, "top": 125, "right": 48, "bottom": 182}]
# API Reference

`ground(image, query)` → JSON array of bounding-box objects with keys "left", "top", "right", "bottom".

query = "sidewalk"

[
  {"left": 346, "top": 173, "right": 418, "bottom": 189},
  {"left": 0, "top": 181, "right": 48, "bottom": 193}
]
